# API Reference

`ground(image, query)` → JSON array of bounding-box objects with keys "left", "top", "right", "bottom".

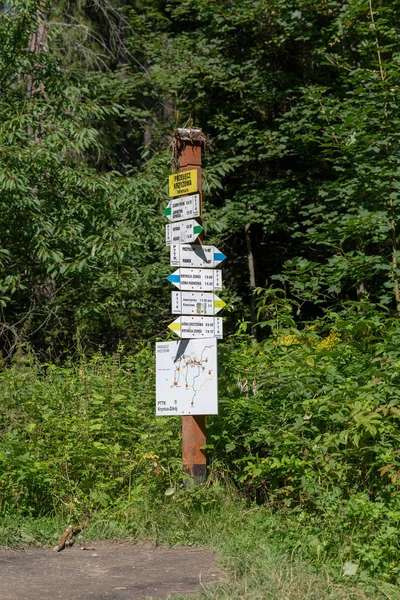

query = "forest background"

[{"left": 2, "top": 0, "right": 400, "bottom": 597}]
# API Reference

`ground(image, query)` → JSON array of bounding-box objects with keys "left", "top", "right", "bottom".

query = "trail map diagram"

[{"left": 156, "top": 338, "right": 218, "bottom": 416}]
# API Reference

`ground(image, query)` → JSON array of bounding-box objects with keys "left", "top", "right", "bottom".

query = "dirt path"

[{"left": 0, "top": 541, "right": 220, "bottom": 600}]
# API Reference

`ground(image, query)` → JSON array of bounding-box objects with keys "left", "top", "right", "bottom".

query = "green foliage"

[
  {"left": 0, "top": 1, "right": 170, "bottom": 354},
  {"left": 4, "top": 298, "right": 400, "bottom": 585},
  {"left": 124, "top": 0, "right": 400, "bottom": 318},
  {"left": 0, "top": 346, "right": 181, "bottom": 516},
  {"left": 3, "top": 0, "right": 400, "bottom": 350},
  {"left": 211, "top": 292, "right": 400, "bottom": 582}
]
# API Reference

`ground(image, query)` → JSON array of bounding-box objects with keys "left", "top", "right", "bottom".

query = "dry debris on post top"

[{"left": 168, "top": 121, "right": 211, "bottom": 172}]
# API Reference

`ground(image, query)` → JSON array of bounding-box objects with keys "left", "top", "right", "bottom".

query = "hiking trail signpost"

[{"left": 156, "top": 127, "right": 226, "bottom": 484}]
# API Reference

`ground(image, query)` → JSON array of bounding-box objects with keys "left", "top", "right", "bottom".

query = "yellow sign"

[{"left": 168, "top": 169, "right": 198, "bottom": 197}]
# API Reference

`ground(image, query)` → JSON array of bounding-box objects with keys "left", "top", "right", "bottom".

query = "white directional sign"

[
  {"left": 170, "top": 244, "right": 226, "bottom": 268},
  {"left": 156, "top": 338, "right": 218, "bottom": 415},
  {"left": 165, "top": 220, "right": 203, "bottom": 245},
  {"left": 172, "top": 291, "right": 226, "bottom": 315},
  {"left": 168, "top": 316, "right": 223, "bottom": 339},
  {"left": 167, "top": 268, "right": 222, "bottom": 291},
  {"left": 163, "top": 194, "right": 201, "bottom": 222}
]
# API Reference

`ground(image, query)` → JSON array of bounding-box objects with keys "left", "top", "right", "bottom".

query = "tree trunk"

[
  {"left": 245, "top": 223, "right": 257, "bottom": 341},
  {"left": 355, "top": 238, "right": 366, "bottom": 303},
  {"left": 390, "top": 199, "right": 400, "bottom": 311},
  {"left": 163, "top": 97, "right": 175, "bottom": 125},
  {"left": 27, "top": 6, "right": 48, "bottom": 98}
]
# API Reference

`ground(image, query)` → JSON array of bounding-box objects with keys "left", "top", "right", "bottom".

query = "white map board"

[{"left": 156, "top": 338, "right": 218, "bottom": 416}]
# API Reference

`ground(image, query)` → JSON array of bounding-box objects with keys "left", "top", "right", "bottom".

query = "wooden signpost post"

[{"left": 155, "top": 127, "right": 226, "bottom": 484}]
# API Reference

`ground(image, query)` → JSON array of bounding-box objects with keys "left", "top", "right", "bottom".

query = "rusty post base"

[{"left": 182, "top": 415, "right": 206, "bottom": 486}]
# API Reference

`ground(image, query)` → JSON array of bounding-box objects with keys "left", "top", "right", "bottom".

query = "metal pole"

[{"left": 176, "top": 133, "right": 207, "bottom": 485}]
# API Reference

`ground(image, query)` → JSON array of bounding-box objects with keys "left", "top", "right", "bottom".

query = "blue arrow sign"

[
  {"left": 167, "top": 268, "right": 222, "bottom": 291},
  {"left": 167, "top": 274, "right": 180, "bottom": 284}
]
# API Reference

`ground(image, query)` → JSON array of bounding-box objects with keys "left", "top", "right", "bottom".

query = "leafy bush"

[
  {"left": 0, "top": 346, "right": 180, "bottom": 517},
  {"left": 211, "top": 292, "right": 400, "bottom": 581},
  {"left": 4, "top": 294, "right": 400, "bottom": 582}
]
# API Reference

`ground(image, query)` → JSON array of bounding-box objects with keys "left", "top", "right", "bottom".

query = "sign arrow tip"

[
  {"left": 168, "top": 320, "right": 181, "bottom": 332},
  {"left": 214, "top": 299, "right": 226, "bottom": 310},
  {"left": 167, "top": 274, "right": 180, "bottom": 283}
]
